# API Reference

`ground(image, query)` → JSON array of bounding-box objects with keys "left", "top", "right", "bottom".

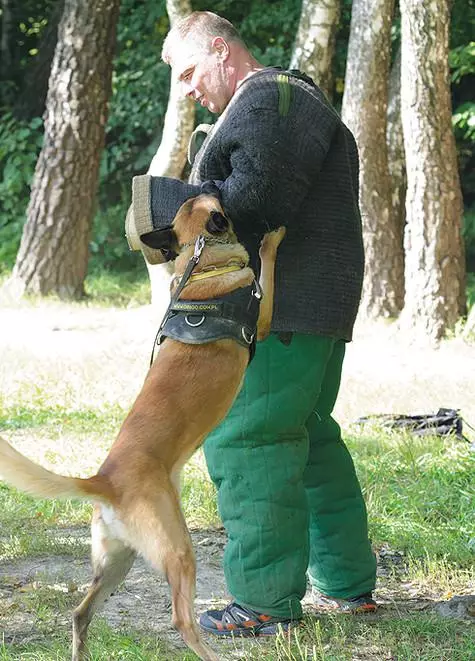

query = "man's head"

[{"left": 162, "top": 12, "right": 258, "bottom": 114}]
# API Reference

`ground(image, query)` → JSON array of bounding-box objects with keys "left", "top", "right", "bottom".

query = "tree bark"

[
  {"left": 145, "top": 0, "right": 194, "bottom": 311},
  {"left": 5, "top": 0, "right": 120, "bottom": 300},
  {"left": 386, "top": 45, "right": 406, "bottom": 267},
  {"left": 289, "top": 0, "right": 341, "bottom": 99},
  {"left": 399, "top": 0, "right": 466, "bottom": 340},
  {"left": 342, "top": 0, "right": 404, "bottom": 319}
]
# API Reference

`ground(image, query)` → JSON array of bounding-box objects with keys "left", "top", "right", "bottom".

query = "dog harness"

[
  {"left": 159, "top": 285, "right": 261, "bottom": 360},
  {"left": 150, "top": 235, "right": 262, "bottom": 365}
]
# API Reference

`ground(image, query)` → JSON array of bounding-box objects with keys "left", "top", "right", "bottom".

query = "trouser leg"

[
  {"left": 204, "top": 334, "right": 337, "bottom": 618},
  {"left": 305, "top": 340, "right": 376, "bottom": 598}
]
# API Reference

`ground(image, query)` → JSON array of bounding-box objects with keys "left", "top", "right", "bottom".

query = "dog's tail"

[{"left": 0, "top": 436, "right": 114, "bottom": 503}]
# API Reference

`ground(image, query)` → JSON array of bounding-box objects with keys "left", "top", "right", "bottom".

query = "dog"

[{"left": 0, "top": 194, "right": 285, "bottom": 661}]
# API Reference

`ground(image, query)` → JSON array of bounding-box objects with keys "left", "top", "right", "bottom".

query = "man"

[{"left": 127, "top": 10, "right": 377, "bottom": 636}]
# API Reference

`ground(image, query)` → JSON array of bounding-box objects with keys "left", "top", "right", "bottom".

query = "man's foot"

[
  {"left": 312, "top": 589, "right": 377, "bottom": 614},
  {"left": 199, "top": 601, "right": 300, "bottom": 636}
]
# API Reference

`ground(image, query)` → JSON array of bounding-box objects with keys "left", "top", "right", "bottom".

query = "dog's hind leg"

[
  {"left": 72, "top": 506, "right": 136, "bottom": 661},
  {"left": 128, "top": 483, "right": 219, "bottom": 661}
]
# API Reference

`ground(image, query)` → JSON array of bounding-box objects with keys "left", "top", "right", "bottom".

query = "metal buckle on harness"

[
  {"left": 185, "top": 314, "right": 206, "bottom": 327},
  {"left": 241, "top": 327, "right": 255, "bottom": 344}
]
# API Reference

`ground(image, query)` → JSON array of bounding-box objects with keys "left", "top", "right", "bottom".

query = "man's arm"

[{"left": 209, "top": 78, "right": 340, "bottom": 235}]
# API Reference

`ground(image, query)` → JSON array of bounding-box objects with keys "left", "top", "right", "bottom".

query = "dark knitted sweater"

[{"left": 145, "top": 68, "right": 364, "bottom": 341}]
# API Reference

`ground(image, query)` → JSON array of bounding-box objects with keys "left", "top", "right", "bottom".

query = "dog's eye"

[{"left": 206, "top": 211, "right": 228, "bottom": 234}]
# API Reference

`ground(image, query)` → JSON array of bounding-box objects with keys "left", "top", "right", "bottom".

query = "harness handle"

[{"left": 149, "top": 235, "right": 205, "bottom": 366}]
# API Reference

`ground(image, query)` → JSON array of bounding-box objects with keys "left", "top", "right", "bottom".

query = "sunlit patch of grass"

[
  {"left": 346, "top": 428, "right": 475, "bottom": 566},
  {"left": 467, "top": 272, "right": 475, "bottom": 309},
  {"left": 84, "top": 268, "right": 151, "bottom": 308},
  {"left": 182, "top": 451, "right": 219, "bottom": 528},
  {"left": 0, "top": 489, "right": 91, "bottom": 560},
  {"left": 248, "top": 614, "right": 475, "bottom": 660},
  {"left": 405, "top": 554, "right": 475, "bottom": 595},
  {"left": 0, "top": 401, "right": 126, "bottom": 437}
]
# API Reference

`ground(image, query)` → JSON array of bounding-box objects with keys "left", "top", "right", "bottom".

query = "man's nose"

[{"left": 180, "top": 81, "right": 196, "bottom": 100}]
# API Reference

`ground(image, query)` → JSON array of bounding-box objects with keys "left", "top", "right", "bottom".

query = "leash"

[{"left": 149, "top": 235, "right": 206, "bottom": 366}]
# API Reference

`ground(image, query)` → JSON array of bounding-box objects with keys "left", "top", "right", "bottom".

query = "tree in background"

[
  {"left": 1, "top": 0, "right": 473, "bottom": 339},
  {"left": 145, "top": 0, "right": 194, "bottom": 310},
  {"left": 342, "top": 0, "right": 404, "bottom": 319},
  {"left": 399, "top": 0, "right": 466, "bottom": 340},
  {"left": 386, "top": 44, "right": 406, "bottom": 280},
  {"left": 289, "top": 0, "right": 340, "bottom": 99},
  {"left": 5, "top": 0, "right": 120, "bottom": 300},
  {"left": 148, "top": 0, "right": 194, "bottom": 179}
]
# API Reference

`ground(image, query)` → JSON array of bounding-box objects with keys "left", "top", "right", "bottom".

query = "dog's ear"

[
  {"left": 206, "top": 211, "right": 229, "bottom": 235},
  {"left": 140, "top": 227, "right": 177, "bottom": 251}
]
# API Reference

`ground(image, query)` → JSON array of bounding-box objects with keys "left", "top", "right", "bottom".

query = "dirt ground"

[{"left": 1, "top": 301, "right": 474, "bottom": 656}]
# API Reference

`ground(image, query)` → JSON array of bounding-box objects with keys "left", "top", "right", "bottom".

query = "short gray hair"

[{"left": 162, "top": 11, "right": 245, "bottom": 64}]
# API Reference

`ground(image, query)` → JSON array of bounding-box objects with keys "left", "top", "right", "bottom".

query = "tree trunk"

[
  {"left": 386, "top": 45, "right": 406, "bottom": 266},
  {"left": 148, "top": 69, "right": 195, "bottom": 179},
  {"left": 342, "top": 0, "right": 404, "bottom": 319},
  {"left": 399, "top": 0, "right": 466, "bottom": 340},
  {"left": 14, "top": 1, "right": 65, "bottom": 121},
  {"left": 5, "top": 0, "right": 120, "bottom": 300},
  {"left": 145, "top": 0, "right": 194, "bottom": 312},
  {"left": 289, "top": 0, "right": 341, "bottom": 99}
]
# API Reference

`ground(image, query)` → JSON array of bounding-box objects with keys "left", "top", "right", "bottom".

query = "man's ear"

[
  {"left": 206, "top": 211, "right": 229, "bottom": 234},
  {"left": 211, "top": 36, "right": 229, "bottom": 59},
  {"left": 140, "top": 227, "right": 177, "bottom": 251}
]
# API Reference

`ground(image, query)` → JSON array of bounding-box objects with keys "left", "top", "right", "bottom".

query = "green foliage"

[
  {"left": 89, "top": 199, "right": 142, "bottom": 270},
  {"left": 449, "top": 42, "right": 475, "bottom": 83},
  {"left": 0, "top": 113, "right": 43, "bottom": 270},
  {"left": 0, "top": 0, "right": 57, "bottom": 106},
  {"left": 238, "top": 0, "right": 301, "bottom": 65},
  {"left": 463, "top": 205, "right": 475, "bottom": 270},
  {"left": 453, "top": 102, "right": 475, "bottom": 142},
  {"left": 450, "top": 41, "right": 475, "bottom": 216},
  {"left": 1, "top": 0, "right": 474, "bottom": 276},
  {"left": 99, "top": 0, "right": 170, "bottom": 202}
]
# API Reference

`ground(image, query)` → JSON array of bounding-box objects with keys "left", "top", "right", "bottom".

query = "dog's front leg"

[{"left": 256, "top": 227, "right": 286, "bottom": 341}]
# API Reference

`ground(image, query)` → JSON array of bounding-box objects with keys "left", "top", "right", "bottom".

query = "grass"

[
  {"left": 1, "top": 408, "right": 473, "bottom": 658},
  {"left": 348, "top": 430, "right": 475, "bottom": 567},
  {"left": 84, "top": 266, "right": 151, "bottom": 308},
  {"left": 1, "top": 611, "right": 474, "bottom": 660},
  {"left": 1, "top": 276, "right": 474, "bottom": 660}
]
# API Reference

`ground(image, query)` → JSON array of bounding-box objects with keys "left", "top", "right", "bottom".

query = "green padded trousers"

[{"left": 204, "top": 333, "right": 376, "bottom": 619}]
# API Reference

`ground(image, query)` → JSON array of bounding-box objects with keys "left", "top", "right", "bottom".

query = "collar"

[
  {"left": 179, "top": 236, "right": 232, "bottom": 250},
  {"left": 187, "top": 263, "right": 244, "bottom": 283}
]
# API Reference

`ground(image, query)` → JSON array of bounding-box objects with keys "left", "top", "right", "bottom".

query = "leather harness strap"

[{"left": 150, "top": 235, "right": 261, "bottom": 366}]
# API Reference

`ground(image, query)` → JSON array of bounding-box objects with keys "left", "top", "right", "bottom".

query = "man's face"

[{"left": 170, "top": 39, "right": 234, "bottom": 114}]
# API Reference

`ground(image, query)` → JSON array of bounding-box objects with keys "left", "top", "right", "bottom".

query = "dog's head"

[{"left": 140, "top": 195, "right": 236, "bottom": 259}]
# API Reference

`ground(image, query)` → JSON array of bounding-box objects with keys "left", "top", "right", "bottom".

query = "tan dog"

[{"left": 0, "top": 194, "right": 285, "bottom": 661}]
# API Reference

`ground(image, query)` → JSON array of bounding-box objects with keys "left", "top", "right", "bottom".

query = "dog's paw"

[{"left": 260, "top": 226, "right": 286, "bottom": 256}]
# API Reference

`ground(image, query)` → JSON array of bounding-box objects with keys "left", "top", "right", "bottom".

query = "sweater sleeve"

[{"left": 210, "top": 78, "right": 340, "bottom": 235}]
